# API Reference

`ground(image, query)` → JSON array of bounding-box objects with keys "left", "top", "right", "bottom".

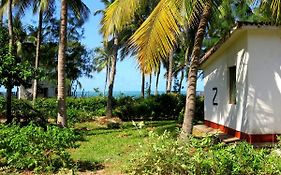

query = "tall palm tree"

[
  {"left": 148, "top": 73, "right": 152, "bottom": 96},
  {"left": 166, "top": 50, "right": 174, "bottom": 93},
  {"left": 180, "top": 2, "right": 212, "bottom": 138},
  {"left": 101, "top": 0, "right": 219, "bottom": 137},
  {"left": 154, "top": 65, "right": 160, "bottom": 96},
  {"left": 6, "top": 0, "right": 13, "bottom": 123},
  {"left": 93, "top": 46, "right": 111, "bottom": 96},
  {"left": 57, "top": 0, "right": 90, "bottom": 127},
  {"left": 32, "top": 0, "right": 55, "bottom": 104},
  {"left": 141, "top": 72, "right": 145, "bottom": 98},
  {"left": 57, "top": 0, "right": 68, "bottom": 127}
]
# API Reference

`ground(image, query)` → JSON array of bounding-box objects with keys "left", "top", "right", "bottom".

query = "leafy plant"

[
  {"left": 0, "top": 123, "right": 80, "bottom": 172},
  {"left": 125, "top": 132, "right": 280, "bottom": 175}
]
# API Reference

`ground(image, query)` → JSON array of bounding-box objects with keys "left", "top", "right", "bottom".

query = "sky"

[{"left": 0, "top": 0, "right": 204, "bottom": 93}]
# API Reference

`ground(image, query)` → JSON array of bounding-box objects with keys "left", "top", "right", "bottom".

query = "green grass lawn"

[{"left": 69, "top": 120, "right": 178, "bottom": 174}]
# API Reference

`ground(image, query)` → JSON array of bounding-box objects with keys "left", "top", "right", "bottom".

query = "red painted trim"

[{"left": 204, "top": 120, "right": 278, "bottom": 143}]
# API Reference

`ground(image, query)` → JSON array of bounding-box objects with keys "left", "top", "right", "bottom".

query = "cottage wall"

[
  {"left": 247, "top": 29, "right": 281, "bottom": 134},
  {"left": 203, "top": 31, "right": 250, "bottom": 133}
]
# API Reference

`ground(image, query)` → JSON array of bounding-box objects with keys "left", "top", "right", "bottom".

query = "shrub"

[
  {"left": 0, "top": 97, "right": 46, "bottom": 126},
  {"left": 34, "top": 97, "right": 107, "bottom": 124},
  {"left": 125, "top": 132, "right": 280, "bottom": 175},
  {"left": 178, "top": 96, "right": 204, "bottom": 124},
  {"left": 25, "top": 94, "right": 202, "bottom": 123},
  {"left": 0, "top": 123, "right": 80, "bottom": 172},
  {"left": 114, "top": 94, "right": 186, "bottom": 121}
]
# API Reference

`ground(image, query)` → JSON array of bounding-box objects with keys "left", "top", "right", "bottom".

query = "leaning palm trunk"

[
  {"left": 33, "top": 10, "right": 43, "bottom": 105},
  {"left": 57, "top": 0, "right": 68, "bottom": 127},
  {"left": 6, "top": 0, "right": 13, "bottom": 123},
  {"left": 106, "top": 36, "right": 118, "bottom": 118},
  {"left": 155, "top": 67, "right": 160, "bottom": 96},
  {"left": 180, "top": 3, "right": 211, "bottom": 138},
  {"left": 166, "top": 50, "right": 173, "bottom": 93}
]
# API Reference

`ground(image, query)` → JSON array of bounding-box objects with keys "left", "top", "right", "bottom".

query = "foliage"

[
  {"left": 0, "top": 97, "right": 46, "bottom": 125},
  {"left": 114, "top": 94, "right": 186, "bottom": 121},
  {"left": 70, "top": 120, "right": 178, "bottom": 174},
  {"left": 178, "top": 96, "right": 204, "bottom": 124},
  {"left": 0, "top": 26, "right": 34, "bottom": 89},
  {"left": 29, "top": 94, "right": 203, "bottom": 124},
  {"left": 34, "top": 97, "right": 108, "bottom": 124},
  {"left": 125, "top": 132, "right": 281, "bottom": 175},
  {"left": 0, "top": 123, "right": 80, "bottom": 172}
]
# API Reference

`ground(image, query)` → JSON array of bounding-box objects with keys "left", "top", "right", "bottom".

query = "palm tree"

[
  {"left": 148, "top": 73, "right": 152, "bottom": 97},
  {"left": 57, "top": 0, "right": 68, "bottom": 127},
  {"left": 154, "top": 66, "right": 160, "bottom": 96},
  {"left": 166, "top": 50, "right": 174, "bottom": 93},
  {"left": 101, "top": 0, "right": 218, "bottom": 137},
  {"left": 57, "top": 0, "right": 90, "bottom": 127},
  {"left": 32, "top": 0, "right": 55, "bottom": 104},
  {"left": 180, "top": 2, "right": 212, "bottom": 138},
  {"left": 93, "top": 46, "right": 111, "bottom": 96},
  {"left": 6, "top": 0, "right": 13, "bottom": 123},
  {"left": 141, "top": 72, "right": 145, "bottom": 98},
  {"left": 106, "top": 35, "right": 118, "bottom": 117}
]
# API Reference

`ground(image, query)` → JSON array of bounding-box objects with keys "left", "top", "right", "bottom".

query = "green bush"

[
  {"left": 125, "top": 132, "right": 280, "bottom": 175},
  {"left": 114, "top": 94, "right": 187, "bottom": 121},
  {"left": 34, "top": 97, "right": 107, "bottom": 124},
  {"left": 0, "top": 97, "right": 46, "bottom": 126},
  {"left": 0, "top": 123, "right": 80, "bottom": 172},
  {"left": 21, "top": 94, "right": 203, "bottom": 123},
  {"left": 178, "top": 96, "right": 204, "bottom": 124}
]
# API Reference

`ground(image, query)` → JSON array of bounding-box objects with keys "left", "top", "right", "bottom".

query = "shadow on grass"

[{"left": 75, "top": 160, "right": 104, "bottom": 172}]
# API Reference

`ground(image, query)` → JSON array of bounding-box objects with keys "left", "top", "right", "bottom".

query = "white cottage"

[
  {"left": 18, "top": 81, "right": 56, "bottom": 99},
  {"left": 200, "top": 22, "right": 281, "bottom": 143}
]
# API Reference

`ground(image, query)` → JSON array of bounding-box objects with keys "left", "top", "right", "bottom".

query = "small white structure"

[
  {"left": 200, "top": 22, "right": 281, "bottom": 143},
  {"left": 18, "top": 81, "right": 56, "bottom": 99}
]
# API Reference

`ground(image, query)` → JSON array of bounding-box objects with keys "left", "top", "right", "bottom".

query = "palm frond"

[
  {"left": 101, "top": 0, "right": 144, "bottom": 40},
  {"left": 129, "top": 0, "right": 184, "bottom": 73},
  {"left": 68, "top": 0, "right": 91, "bottom": 22}
]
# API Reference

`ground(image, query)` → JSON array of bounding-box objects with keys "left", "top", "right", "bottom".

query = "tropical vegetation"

[{"left": 0, "top": 0, "right": 280, "bottom": 174}]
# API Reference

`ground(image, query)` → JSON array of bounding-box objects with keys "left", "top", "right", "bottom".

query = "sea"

[{"left": 0, "top": 90, "right": 204, "bottom": 98}]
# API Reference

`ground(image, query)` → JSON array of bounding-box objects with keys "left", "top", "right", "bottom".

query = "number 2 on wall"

[{"left": 212, "top": 87, "right": 218, "bottom": 106}]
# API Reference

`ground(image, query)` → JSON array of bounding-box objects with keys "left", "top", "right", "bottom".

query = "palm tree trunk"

[
  {"left": 178, "top": 69, "right": 184, "bottom": 93},
  {"left": 6, "top": 0, "right": 13, "bottom": 123},
  {"left": 33, "top": 10, "right": 43, "bottom": 105},
  {"left": 57, "top": 0, "right": 68, "bottom": 127},
  {"left": 106, "top": 36, "right": 118, "bottom": 118},
  {"left": 141, "top": 72, "right": 145, "bottom": 98},
  {"left": 148, "top": 73, "right": 152, "bottom": 97},
  {"left": 155, "top": 67, "right": 160, "bottom": 96},
  {"left": 103, "top": 61, "right": 109, "bottom": 96},
  {"left": 180, "top": 3, "right": 211, "bottom": 138},
  {"left": 166, "top": 51, "right": 173, "bottom": 93}
]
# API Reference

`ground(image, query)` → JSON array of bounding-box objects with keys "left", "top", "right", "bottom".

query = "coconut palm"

[
  {"left": 101, "top": 0, "right": 220, "bottom": 137},
  {"left": 5, "top": 0, "right": 14, "bottom": 123},
  {"left": 93, "top": 46, "right": 111, "bottom": 96},
  {"left": 253, "top": 0, "right": 281, "bottom": 23},
  {"left": 154, "top": 65, "right": 161, "bottom": 95},
  {"left": 166, "top": 50, "right": 174, "bottom": 93},
  {"left": 57, "top": 0, "right": 90, "bottom": 127},
  {"left": 31, "top": 0, "right": 55, "bottom": 104}
]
